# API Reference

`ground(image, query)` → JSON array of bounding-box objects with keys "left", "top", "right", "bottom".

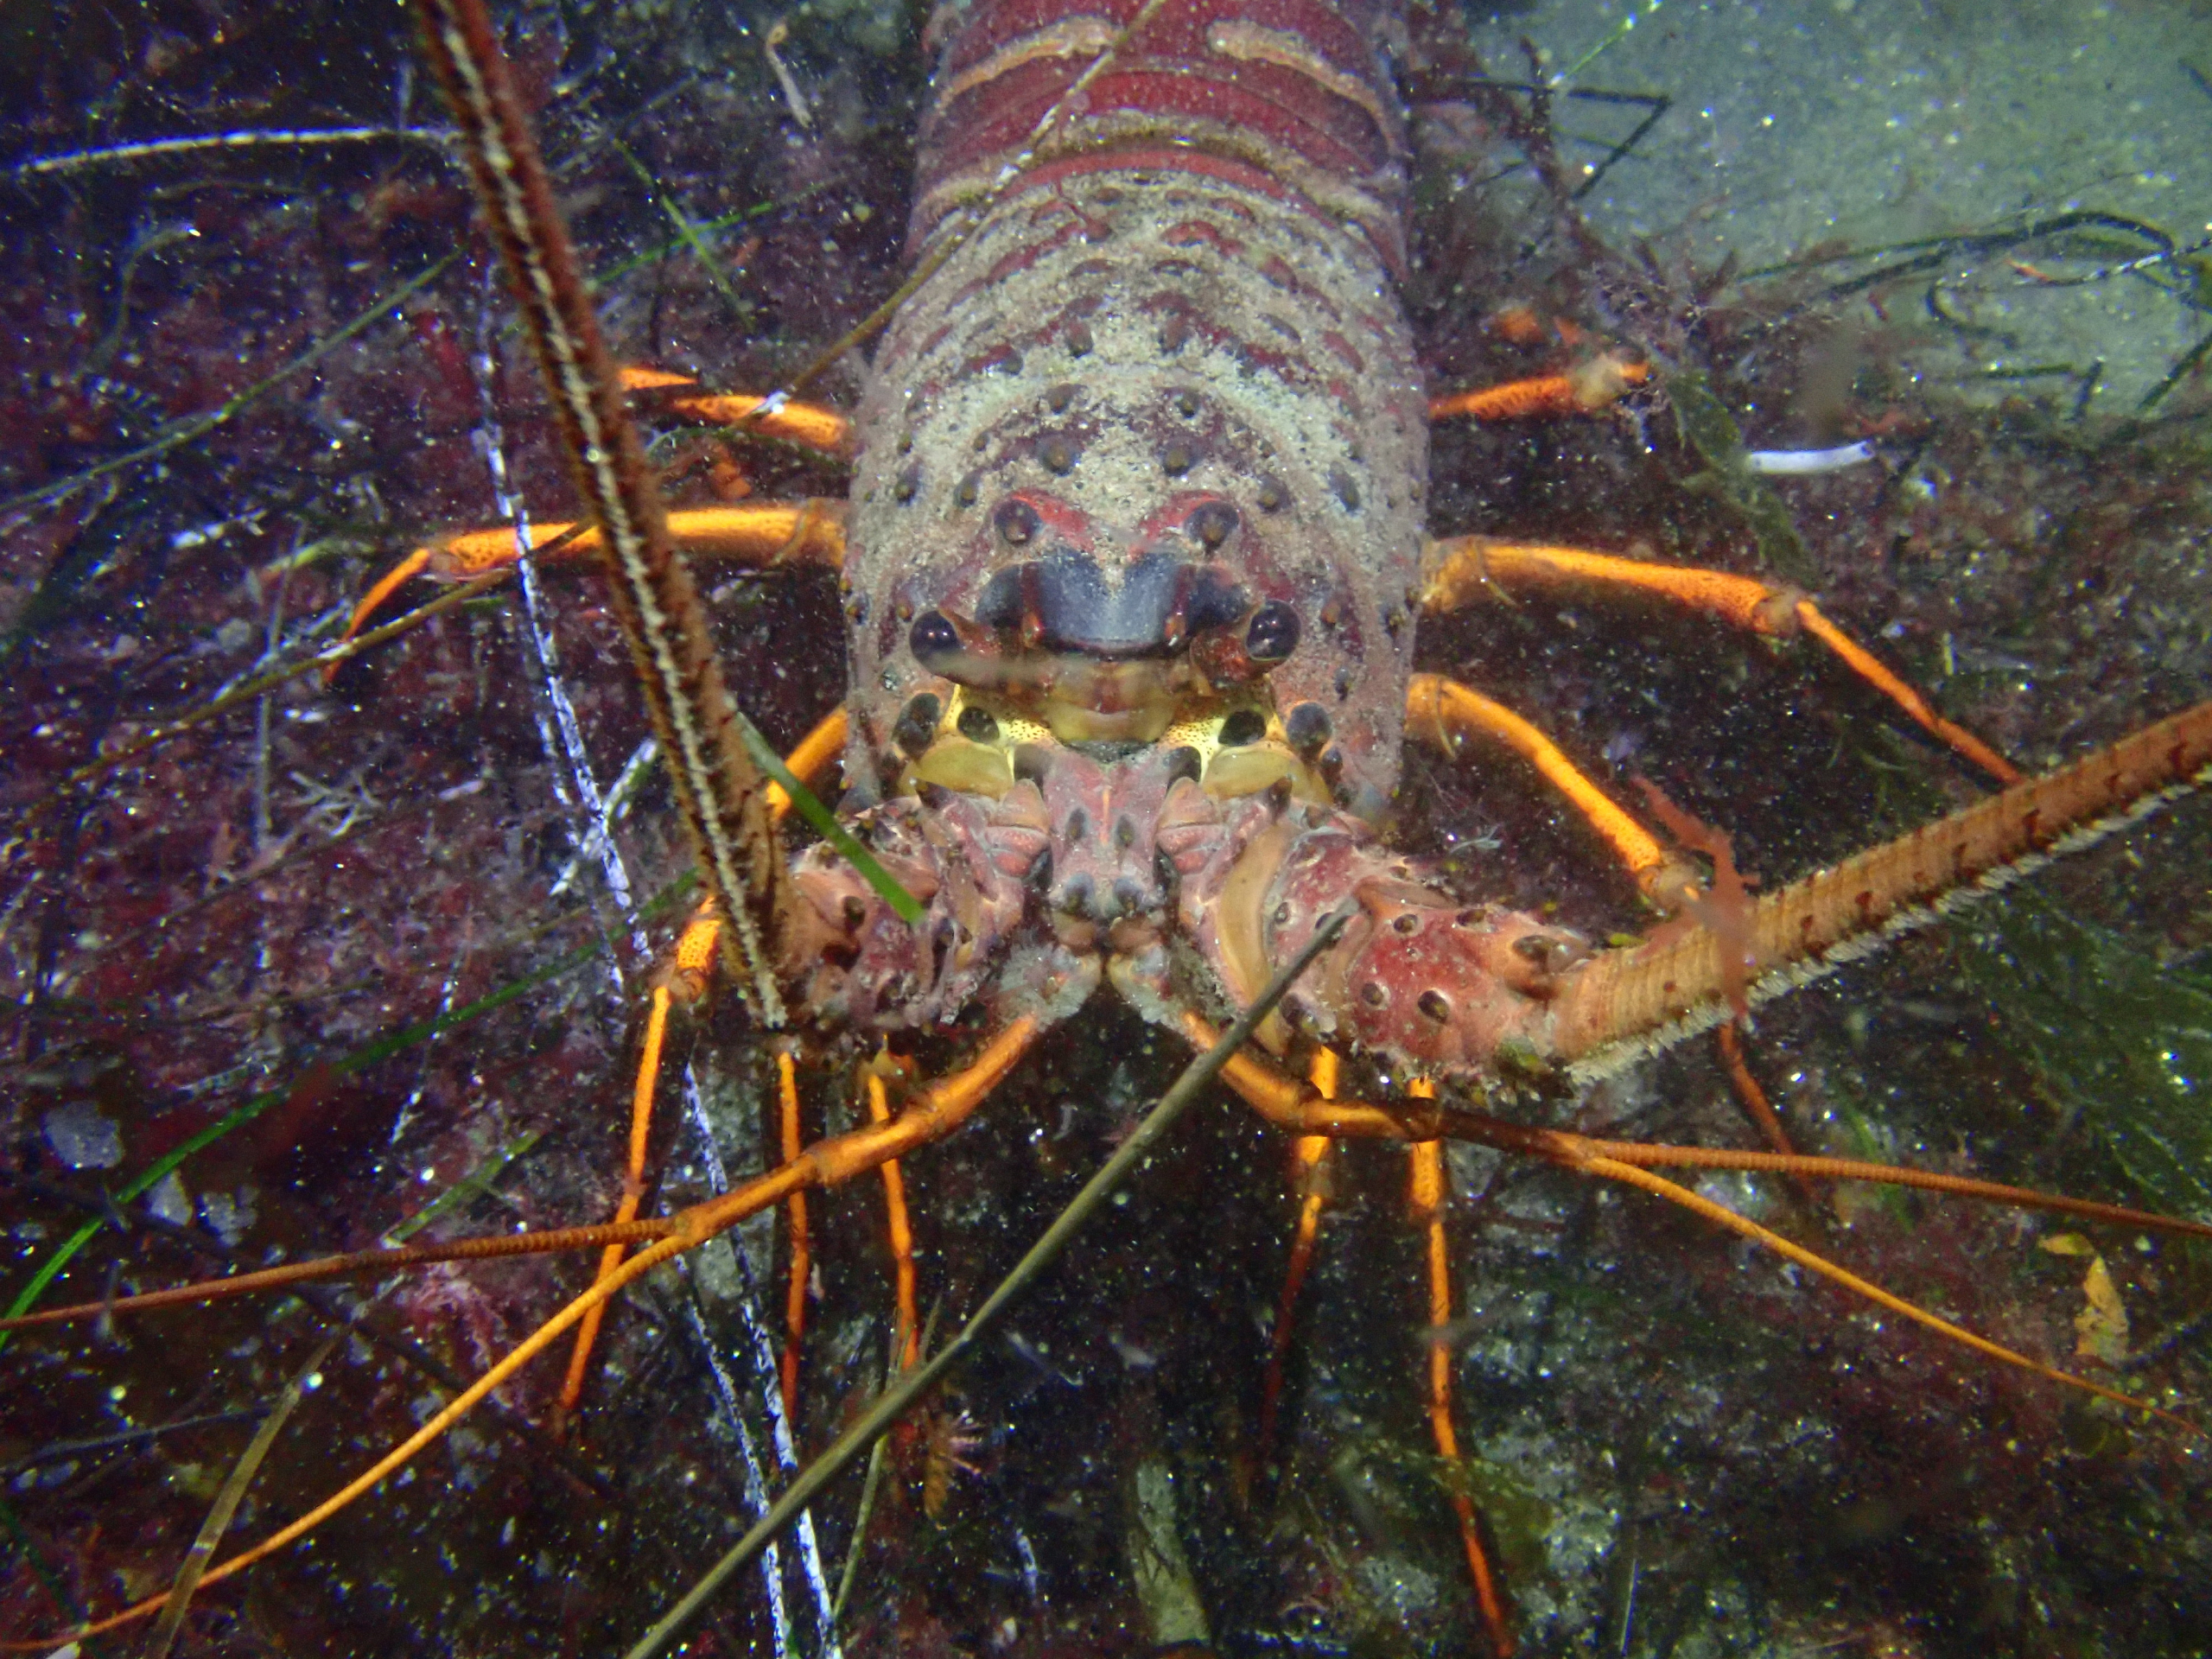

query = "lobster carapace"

[{"left": 802, "top": 0, "right": 1591, "bottom": 1077}]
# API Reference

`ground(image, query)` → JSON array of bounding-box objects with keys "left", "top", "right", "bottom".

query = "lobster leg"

[
  {"left": 864, "top": 1067, "right": 924, "bottom": 1373},
  {"left": 1407, "top": 1077, "right": 1515, "bottom": 1659},
  {"left": 554, "top": 909, "right": 721, "bottom": 1429},
  {"left": 1405, "top": 672, "right": 1701, "bottom": 910},
  {"left": 617, "top": 366, "right": 855, "bottom": 460},
  {"left": 765, "top": 706, "right": 849, "bottom": 820},
  {"left": 1402, "top": 672, "right": 1805, "bottom": 1154},
  {"left": 771, "top": 1047, "right": 936, "bottom": 1425},
  {"left": 556, "top": 713, "right": 846, "bottom": 1421},
  {"left": 778, "top": 1047, "right": 811, "bottom": 1424},
  {"left": 1428, "top": 357, "right": 1650, "bottom": 421},
  {"left": 340, "top": 362, "right": 851, "bottom": 643},
  {"left": 1715, "top": 1020, "right": 1805, "bottom": 1167},
  {"left": 1421, "top": 535, "right": 2019, "bottom": 784},
  {"left": 339, "top": 499, "right": 848, "bottom": 644},
  {"left": 1256, "top": 1049, "right": 1339, "bottom": 1462}
]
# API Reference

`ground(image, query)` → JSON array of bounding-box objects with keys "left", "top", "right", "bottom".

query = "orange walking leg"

[
  {"left": 619, "top": 365, "right": 855, "bottom": 459},
  {"left": 1422, "top": 537, "right": 2018, "bottom": 785},
  {"left": 1257, "top": 1048, "right": 1341, "bottom": 1461},
  {"left": 1714, "top": 1019, "right": 1804, "bottom": 1166},
  {"left": 1408, "top": 673, "right": 1703, "bottom": 911},
  {"left": 552, "top": 701, "right": 845, "bottom": 1423},
  {"left": 554, "top": 910, "right": 721, "bottom": 1425},
  {"left": 864, "top": 1068, "right": 922, "bottom": 1371},
  {"left": 766, "top": 706, "right": 849, "bottom": 824},
  {"left": 340, "top": 499, "right": 848, "bottom": 646},
  {"left": 1408, "top": 1079, "right": 1515, "bottom": 1658},
  {"left": 779, "top": 1047, "right": 810, "bottom": 1426},
  {"left": 1429, "top": 356, "right": 1649, "bottom": 423}
]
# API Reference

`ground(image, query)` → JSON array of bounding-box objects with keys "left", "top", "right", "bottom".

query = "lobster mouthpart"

[{"left": 1033, "top": 741, "right": 1198, "bottom": 938}]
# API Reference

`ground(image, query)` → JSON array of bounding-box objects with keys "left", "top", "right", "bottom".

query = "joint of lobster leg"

[
  {"left": 659, "top": 905, "right": 722, "bottom": 1005},
  {"left": 1428, "top": 355, "right": 1649, "bottom": 423},
  {"left": 1421, "top": 537, "right": 1802, "bottom": 635},
  {"left": 1420, "top": 537, "right": 2018, "bottom": 786},
  {"left": 619, "top": 365, "right": 857, "bottom": 461},
  {"left": 334, "top": 522, "right": 594, "bottom": 655}
]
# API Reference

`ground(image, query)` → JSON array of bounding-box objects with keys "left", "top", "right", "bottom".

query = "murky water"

[{"left": 2, "top": 3, "right": 2208, "bottom": 1656}]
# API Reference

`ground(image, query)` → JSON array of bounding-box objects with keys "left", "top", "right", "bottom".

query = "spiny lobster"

[{"left": 4, "top": 0, "right": 2212, "bottom": 1653}]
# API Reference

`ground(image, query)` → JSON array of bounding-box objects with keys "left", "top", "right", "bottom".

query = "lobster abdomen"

[{"left": 912, "top": 0, "right": 1410, "bottom": 264}]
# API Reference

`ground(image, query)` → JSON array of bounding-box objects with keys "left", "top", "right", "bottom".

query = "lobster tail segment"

[{"left": 914, "top": 0, "right": 1412, "bottom": 271}]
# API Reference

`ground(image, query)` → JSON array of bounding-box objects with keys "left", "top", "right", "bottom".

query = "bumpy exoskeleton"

[{"left": 785, "top": 0, "right": 1586, "bottom": 1073}]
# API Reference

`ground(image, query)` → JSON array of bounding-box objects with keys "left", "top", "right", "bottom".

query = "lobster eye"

[
  {"left": 910, "top": 609, "right": 962, "bottom": 670},
  {"left": 1244, "top": 601, "right": 1299, "bottom": 665}
]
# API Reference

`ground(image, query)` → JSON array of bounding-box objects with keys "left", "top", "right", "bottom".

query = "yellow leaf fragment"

[
  {"left": 2073, "top": 1253, "right": 2129, "bottom": 1367},
  {"left": 2036, "top": 1232, "right": 2128, "bottom": 1365}
]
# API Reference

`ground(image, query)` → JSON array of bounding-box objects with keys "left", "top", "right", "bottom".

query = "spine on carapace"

[{"left": 913, "top": 0, "right": 1411, "bottom": 269}]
